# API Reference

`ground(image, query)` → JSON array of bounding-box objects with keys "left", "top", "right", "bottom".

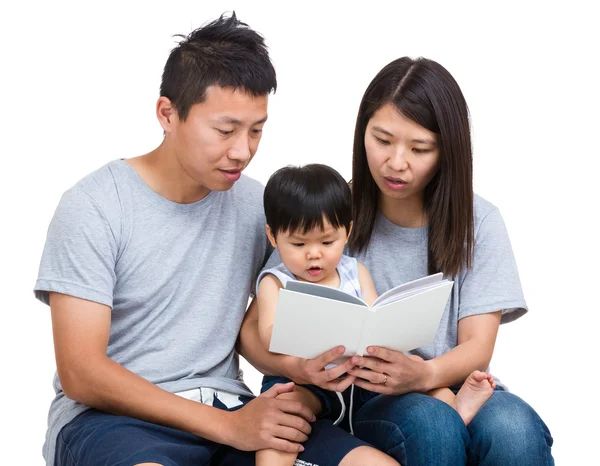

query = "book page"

[
  {"left": 269, "top": 289, "right": 368, "bottom": 359},
  {"left": 285, "top": 280, "right": 368, "bottom": 306},
  {"left": 372, "top": 272, "right": 444, "bottom": 308},
  {"left": 358, "top": 281, "right": 453, "bottom": 355}
]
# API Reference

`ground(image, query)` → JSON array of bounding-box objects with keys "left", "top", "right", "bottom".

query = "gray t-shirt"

[
  {"left": 34, "top": 160, "right": 270, "bottom": 465},
  {"left": 352, "top": 195, "right": 527, "bottom": 387}
]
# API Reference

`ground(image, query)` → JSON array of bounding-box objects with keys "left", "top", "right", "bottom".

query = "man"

[{"left": 35, "top": 13, "right": 375, "bottom": 466}]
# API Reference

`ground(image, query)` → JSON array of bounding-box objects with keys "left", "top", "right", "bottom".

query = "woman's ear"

[{"left": 266, "top": 224, "right": 278, "bottom": 248}]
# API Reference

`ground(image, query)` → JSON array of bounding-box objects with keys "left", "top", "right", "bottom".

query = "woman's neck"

[{"left": 379, "top": 194, "right": 427, "bottom": 228}]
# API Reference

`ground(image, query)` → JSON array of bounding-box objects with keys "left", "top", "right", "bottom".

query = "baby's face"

[{"left": 273, "top": 220, "right": 349, "bottom": 286}]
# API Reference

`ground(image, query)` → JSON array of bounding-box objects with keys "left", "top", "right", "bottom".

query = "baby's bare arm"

[
  {"left": 256, "top": 274, "right": 284, "bottom": 349},
  {"left": 357, "top": 262, "right": 378, "bottom": 306}
]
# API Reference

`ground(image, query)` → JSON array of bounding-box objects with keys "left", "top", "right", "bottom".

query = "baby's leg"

[
  {"left": 407, "top": 355, "right": 494, "bottom": 426},
  {"left": 427, "top": 386, "right": 457, "bottom": 409},
  {"left": 454, "top": 370, "right": 495, "bottom": 426},
  {"left": 256, "top": 386, "right": 322, "bottom": 466},
  {"left": 407, "top": 354, "right": 457, "bottom": 409},
  {"left": 340, "top": 446, "right": 400, "bottom": 465}
]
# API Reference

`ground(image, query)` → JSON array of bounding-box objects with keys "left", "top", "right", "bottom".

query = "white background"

[{"left": 2, "top": 1, "right": 598, "bottom": 464}]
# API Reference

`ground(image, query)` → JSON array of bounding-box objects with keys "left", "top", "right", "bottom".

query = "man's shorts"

[{"left": 55, "top": 391, "right": 369, "bottom": 466}]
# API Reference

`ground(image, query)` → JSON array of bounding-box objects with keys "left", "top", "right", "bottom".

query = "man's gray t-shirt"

[
  {"left": 34, "top": 160, "right": 270, "bottom": 465},
  {"left": 353, "top": 195, "right": 527, "bottom": 387}
]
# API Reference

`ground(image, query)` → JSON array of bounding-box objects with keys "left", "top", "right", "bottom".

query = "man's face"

[{"left": 169, "top": 85, "right": 268, "bottom": 192}]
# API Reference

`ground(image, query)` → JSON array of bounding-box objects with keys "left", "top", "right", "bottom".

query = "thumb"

[{"left": 260, "top": 381, "right": 295, "bottom": 398}]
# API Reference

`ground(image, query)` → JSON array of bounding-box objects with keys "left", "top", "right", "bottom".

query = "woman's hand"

[
  {"left": 348, "top": 346, "right": 435, "bottom": 395},
  {"left": 283, "top": 346, "right": 357, "bottom": 392}
]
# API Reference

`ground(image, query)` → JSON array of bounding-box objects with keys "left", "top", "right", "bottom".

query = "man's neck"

[
  {"left": 126, "top": 142, "right": 211, "bottom": 204},
  {"left": 379, "top": 195, "right": 427, "bottom": 228}
]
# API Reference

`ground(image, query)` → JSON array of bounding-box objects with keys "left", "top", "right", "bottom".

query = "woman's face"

[{"left": 365, "top": 103, "right": 440, "bottom": 203}]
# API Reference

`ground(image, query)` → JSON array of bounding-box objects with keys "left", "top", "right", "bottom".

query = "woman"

[{"left": 240, "top": 56, "right": 554, "bottom": 465}]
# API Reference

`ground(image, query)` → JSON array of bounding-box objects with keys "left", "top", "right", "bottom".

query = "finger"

[
  {"left": 311, "top": 346, "right": 346, "bottom": 369},
  {"left": 271, "top": 424, "right": 309, "bottom": 443},
  {"left": 347, "top": 368, "right": 380, "bottom": 383},
  {"left": 276, "top": 399, "right": 317, "bottom": 425},
  {"left": 276, "top": 411, "right": 313, "bottom": 435},
  {"left": 266, "top": 437, "right": 305, "bottom": 454},
  {"left": 366, "top": 346, "right": 399, "bottom": 362},
  {"left": 349, "top": 356, "right": 387, "bottom": 374},
  {"left": 325, "top": 374, "right": 356, "bottom": 392},
  {"left": 321, "top": 357, "right": 356, "bottom": 381},
  {"left": 352, "top": 377, "right": 393, "bottom": 394},
  {"left": 260, "top": 382, "right": 295, "bottom": 399}
]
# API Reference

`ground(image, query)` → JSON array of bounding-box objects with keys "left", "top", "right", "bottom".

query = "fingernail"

[
  {"left": 312, "top": 415, "right": 316, "bottom": 421},
  {"left": 299, "top": 446, "right": 305, "bottom": 452},
  {"left": 337, "top": 346, "right": 344, "bottom": 354},
  {"left": 367, "top": 347, "right": 375, "bottom": 354}
]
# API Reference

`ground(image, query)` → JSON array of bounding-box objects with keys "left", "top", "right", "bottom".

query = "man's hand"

[
  {"left": 284, "top": 346, "right": 357, "bottom": 392},
  {"left": 224, "top": 382, "right": 316, "bottom": 453}
]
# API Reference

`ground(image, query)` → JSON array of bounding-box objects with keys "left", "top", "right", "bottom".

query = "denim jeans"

[{"left": 350, "top": 387, "right": 554, "bottom": 465}]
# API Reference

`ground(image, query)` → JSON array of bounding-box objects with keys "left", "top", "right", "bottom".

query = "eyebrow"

[
  {"left": 412, "top": 138, "right": 437, "bottom": 145},
  {"left": 216, "top": 115, "right": 268, "bottom": 125},
  {"left": 372, "top": 126, "right": 436, "bottom": 145},
  {"left": 289, "top": 231, "right": 335, "bottom": 240},
  {"left": 372, "top": 126, "right": 394, "bottom": 137}
]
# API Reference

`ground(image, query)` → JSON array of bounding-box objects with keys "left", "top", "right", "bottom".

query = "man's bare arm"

[{"left": 51, "top": 292, "right": 314, "bottom": 453}]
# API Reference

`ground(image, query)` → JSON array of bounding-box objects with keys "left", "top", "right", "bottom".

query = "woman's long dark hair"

[{"left": 349, "top": 57, "right": 473, "bottom": 278}]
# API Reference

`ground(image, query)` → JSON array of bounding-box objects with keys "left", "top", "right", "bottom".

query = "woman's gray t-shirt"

[{"left": 352, "top": 195, "right": 527, "bottom": 384}]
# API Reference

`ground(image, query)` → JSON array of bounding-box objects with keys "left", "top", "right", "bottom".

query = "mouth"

[
  {"left": 307, "top": 266, "right": 323, "bottom": 276},
  {"left": 384, "top": 176, "right": 407, "bottom": 190},
  {"left": 220, "top": 169, "right": 242, "bottom": 182}
]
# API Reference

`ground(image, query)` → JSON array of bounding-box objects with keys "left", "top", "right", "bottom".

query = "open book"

[{"left": 269, "top": 273, "right": 453, "bottom": 359}]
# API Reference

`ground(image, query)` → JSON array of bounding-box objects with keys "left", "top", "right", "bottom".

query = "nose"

[
  {"left": 228, "top": 134, "right": 252, "bottom": 163},
  {"left": 307, "top": 246, "right": 321, "bottom": 260},
  {"left": 389, "top": 147, "right": 409, "bottom": 172}
]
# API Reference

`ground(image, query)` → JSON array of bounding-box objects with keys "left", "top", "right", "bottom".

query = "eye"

[
  {"left": 375, "top": 136, "right": 390, "bottom": 146},
  {"left": 291, "top": 243, "right": 304, "bottom": 247},
  {"left": 413, "top": 148, "right": 431, "bottom": 154},
  {"left": 251, "top": 128, "right": 263, "bottom": 136},
  {"left": 322, "top": 241, "right": 334, "bottom": 246},
  {"left": 216, "top": 128, "right": 233, "bottom": 136}
]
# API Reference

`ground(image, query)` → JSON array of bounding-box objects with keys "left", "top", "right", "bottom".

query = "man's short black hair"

[
  {"left": 160, "top": 12, "right": 276, "bottom": 120},
  {"left": 264, "top": 164, "right": 352, "bottom": 237}
]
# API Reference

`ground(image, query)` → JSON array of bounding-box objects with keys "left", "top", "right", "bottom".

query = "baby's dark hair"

[{"left": 264, "top": 164, "right": 352, "bottom": 238}]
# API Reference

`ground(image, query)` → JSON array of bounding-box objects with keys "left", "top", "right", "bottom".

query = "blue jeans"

[{"left": 351, "top": 388, "right": 554, "bottom": 465}]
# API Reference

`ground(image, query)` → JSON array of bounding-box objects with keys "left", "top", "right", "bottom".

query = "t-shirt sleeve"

[
  {"left": 458, "top": 208, "right": 528, "bottom": 324},
  {"left": 34, "top": 186, "right": 118, "bottom": 308}
]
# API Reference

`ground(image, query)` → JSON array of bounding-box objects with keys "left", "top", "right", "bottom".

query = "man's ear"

[
  {"left": 156, "top": 96, "right": 177, "bottom": 133},
  {"left": 266, "top": 224, "right": 278, "bottom": 248},
  {"left": 345, "top": 221, "right": 353, "bottom": 244}
]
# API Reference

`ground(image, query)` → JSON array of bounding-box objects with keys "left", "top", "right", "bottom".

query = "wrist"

[
  {"left": 281, "top": 354, "right": 299, "bottom": 381},
  {"left": 420, "top": 358, "right": 439, "bottom": 392},
  {"left": 190, "top": 402, "right": 236, "bottom": 446}
]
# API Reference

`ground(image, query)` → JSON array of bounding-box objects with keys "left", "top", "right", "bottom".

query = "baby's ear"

[
  {"left": 266, "top": 224, "right": 278, "bottom": 248},
  {"left": 346, "top": 221, "right": 354, "bottom": 242}
]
